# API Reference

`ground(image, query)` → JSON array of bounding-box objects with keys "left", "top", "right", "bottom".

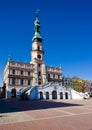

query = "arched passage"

[
  {"left": 46, "top": 92, "right": 49, "bottom": 99},
  {"left": 11, "top": 88, "right": 16, "bottom": 98},
  {"left": 39, "top": 92, "right": 43, "bottom": 100},
  {"left": 65, "top": 92, "right": 68, "bottom": 99},
  {"left": 60, "top": 92, "right": 63, "bottom": 99},
  {"left": 52, "top": 91, "right": 57, "bottom": 99}
]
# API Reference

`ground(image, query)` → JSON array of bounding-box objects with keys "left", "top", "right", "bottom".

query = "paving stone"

[{"left": 0, "top": 98, "right": 92, "bottom": 130}]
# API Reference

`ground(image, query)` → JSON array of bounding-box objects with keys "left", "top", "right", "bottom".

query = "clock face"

[{"left": 38, "top": 54, "right": 41, "bottom": 59}]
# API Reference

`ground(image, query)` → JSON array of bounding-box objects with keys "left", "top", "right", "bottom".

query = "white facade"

[
  {"left": 18, "top": 83, "right": 86, "bottom": 100},
  {"left": 18, "top": 83, "right": 72, "bottom": 100}
]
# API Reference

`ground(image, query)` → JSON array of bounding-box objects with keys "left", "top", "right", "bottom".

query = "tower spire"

[
  {"left": 36, "top": 9, "right": 39, "bottom": 19},
  {"left": 32, "top": 9, "right": 42, "bottom": 42},
  {"left": 8, "top": 54, "right": 12, "bottom": 62}
]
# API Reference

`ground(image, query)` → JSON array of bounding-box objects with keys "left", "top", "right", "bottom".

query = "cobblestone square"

[{"left": 0, "top": 98, "right": 92, "bottom": 130}]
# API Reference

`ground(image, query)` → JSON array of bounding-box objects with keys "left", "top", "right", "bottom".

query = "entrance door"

[
  {"left": 46, "top": 92, "right": 49, "bottom": 99},
  {"left": 65, "top": 92, "right": 68, "bottom": 99},
  {"left": 52, "top": 91, "right": 57, "bottom": 99},
  {"left": 11, "top": 88, "right": 16, "bottom": 98},
  {"left": 39, "top": 92, "right": 43, "bottom": 99},
  {"left": 60, "top": 92, "right": 63, "bottom": 99}
]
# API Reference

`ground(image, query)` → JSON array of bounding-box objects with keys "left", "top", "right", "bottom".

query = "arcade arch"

[{"left": 52, "top": 90, "right": 57, "bottom": 99}]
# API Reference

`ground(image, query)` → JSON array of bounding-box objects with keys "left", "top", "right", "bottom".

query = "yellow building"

[{"left": 72, "top": 77, "right": 83, "bottom": 92}]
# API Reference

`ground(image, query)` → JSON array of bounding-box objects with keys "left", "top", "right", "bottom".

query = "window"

[
  {"left": 47, "top": 74, "right": 50, "bottom": 78},
  {"left": 28, "top": 71, "right": 30, "bottom": 76},
  {"left": 21, "top": 79, "right": 24, "bottom": 85},
  {"left": 38, "top": 64, "right": 41, "bottom": 67},
  {"left": 38, "top": 46, "right": 40, "bottom": 50},
  {"left": 12, "top": 69, "right": 15, "bottom": 74},
  {"left": 9, "top": 78, "right": 10, "bottom": 84},
  {"left": 38, "top": 72, "right": 41, "bottom": 76},
  {"left": 53, "top": 74, "right": 55, "bottom": 78},
  {"left": 37, "top": 54, "right": 41, "bottom": 59},
  {"left": 65, "top": 83, "right": 67, "bottom": 85},
  {"left": 58, "top": 75, "right": 60, "bottom": 79},
  {"left": 28, "top": 80, "right": 30, "bottom": 85},
  {"left": 39, "top": 82, "right": 41, "bottom": 85},
  {"left": 21, "top": 70, "right": 23, "bottom": 75},
  {"left": 12, "top": 78, "right": 16, "bottom": 85}
]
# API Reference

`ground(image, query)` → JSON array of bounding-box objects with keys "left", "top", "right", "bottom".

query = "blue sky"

[{"left": 0, "top": 0, "right": 92, "bottom": 86}]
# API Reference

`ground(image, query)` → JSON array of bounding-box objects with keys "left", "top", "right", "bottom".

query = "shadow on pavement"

[{"left": 0, "top": 98, "right": 83, "bottom": 113}]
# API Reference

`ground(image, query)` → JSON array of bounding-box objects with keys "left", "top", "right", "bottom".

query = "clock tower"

[{"left": 31, "top": 10, "right": 47, "bottom": 86}]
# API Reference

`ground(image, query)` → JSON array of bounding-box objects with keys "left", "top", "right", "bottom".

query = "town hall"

[{"left": 4, "top": 11, "right": 78, "bottom": 100}]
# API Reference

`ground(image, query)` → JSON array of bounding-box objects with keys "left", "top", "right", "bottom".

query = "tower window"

[
  {"left": 38, "top": 54, "right": 41, "bottom": 59},
  {"left": 38, "top": 72, "right": 41, "bottom": 76},
  {"left": 38, "top": 64, "right": 41, "bottom": 67},
  {"left": 38, "top": 46, "right": 40, "bottom": 50}
]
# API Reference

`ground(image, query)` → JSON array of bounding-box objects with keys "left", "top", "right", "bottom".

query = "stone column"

[
  {"left": 63, "top": 93, "right": 65, "bottom": 99},
  {"left": 57, "top": 92, "right": 60, "bottom": 99},
  {"left": 49, "top": 92, "right": 52, "bottom": 100}
]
